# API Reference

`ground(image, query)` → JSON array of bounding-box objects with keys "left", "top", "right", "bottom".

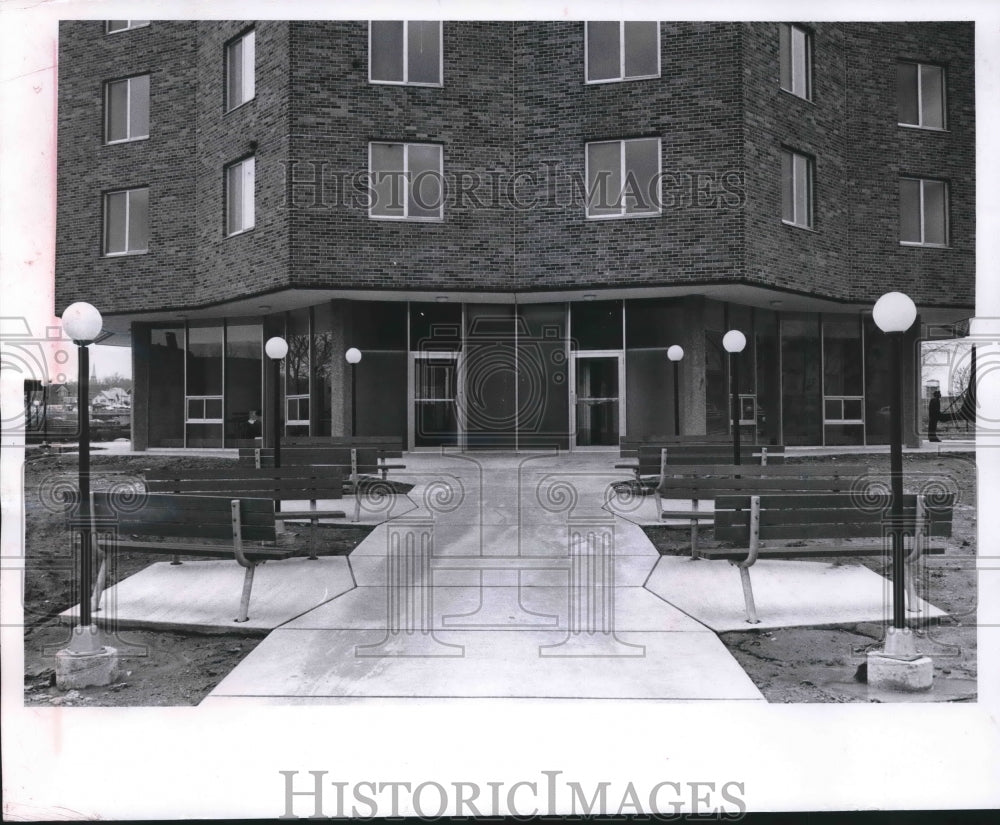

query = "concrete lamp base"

[
  {"left": 866, "top": 626, "right": 933, "bottom": 692},
  {"left": 55, "top": 625, "right": 120, "bottom": 690}
]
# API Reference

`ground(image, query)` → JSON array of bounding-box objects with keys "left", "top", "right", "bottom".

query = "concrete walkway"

[{"left": 204, "top": 451, "right": 765, "bottom": 703}]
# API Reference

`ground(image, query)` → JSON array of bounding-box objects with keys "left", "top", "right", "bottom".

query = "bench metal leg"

[
  {"left": 738, "top": 566, "right": 760, "bottom": 624},
  {"left": 690, "top": 499, "right": 700, "bottom": 559},
  {"left": 236, "top": 563, "right": 256, "bottom": 623},
  {"left": 91, "top": 547, "right": 107, "bottom": 613}
]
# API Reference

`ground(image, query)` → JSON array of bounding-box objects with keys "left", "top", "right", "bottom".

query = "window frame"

[
  {"left": 584, "top": 137, "right": 663, "bottom": 220},
  {"left": 225, "top": 156, "right": 256, "bottom": 237},
  {"left": 224, "top": 28, "right": 256, "bottom": 113},
  {"left": 778, "top": 23, "right": 813, "bottom": 101},
  {"left": 368, "top": 21, "right": 444, "bottom": 87},
  {"left": 899, "top": 176, "right": 950, "bottom": 247},
  {"left": 105, "top": 21, "right": 150, "bottom": 35},
  {"left": 104, "top": 74, "right": 150, "bottom": 145},
  {"left": 102, "top": 186, "right": 149, "bottom": 256},
  {"left": 185, "top": 396, "right": 224, "bottom": 424},
  {"left": 780, "top": 148, "right": 814, "bottom": 230},
  {"left": 584, "top": 21, "right": 661, "bottom": 84},
  {"left": 897, "top": 60, "right": 947, "bottom": 131},
  {"left": 368, "top": 141, "right": 445, "bottom": 222}
]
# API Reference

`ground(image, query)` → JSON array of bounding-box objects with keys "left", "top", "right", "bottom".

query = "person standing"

[{"left": 928, "top": 389, "right": 942, "bottom": 442}]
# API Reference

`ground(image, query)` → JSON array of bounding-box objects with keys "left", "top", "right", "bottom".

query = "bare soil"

[{"left": 18, "top": 449, "right": 977, "bottom": 705}]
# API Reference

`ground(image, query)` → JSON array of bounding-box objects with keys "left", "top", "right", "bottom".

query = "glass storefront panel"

[
  {"left": 186, "top": 323, "right": 223, "bottom": 446},
  {"left": 312, "top": 304, "right": 334, "bottom": 436},
  {"left": 574, "top": 355, "right": 620, "bottom": 446},
  {"left": 864, "top": 316, "right": 891, "bottom": 444},
  {"left": 410, "top": 302, "right": 461, "bottom": 351},
  {"left": 284, "top": 308, "right": 309, "bottom": 437},
  {"left": 754, "top": 309, "right": 781, "bottom": 445},
  {"left": 225, "top": 321, "right": 262, "bottom": 445},
  {"left": 571, "top": 300, "right": 622, "bottom": 350},
  {"left": 704, "top": 330, "right": 728, "bottom": 436},
  {"left": 823, "top": 316, "right": 864, "bottom": 446},
  {"left": 465, "top": 304, "right": 517, "bottom": 447},
  {"left": 148, "top": 326, "right": 185, "bottom": 447},
  {"left": 780, "top": 314, "right": 822, "bottom": 445},
  {"left": 519, "top": 303, "right": 569, "bottom": 449}
]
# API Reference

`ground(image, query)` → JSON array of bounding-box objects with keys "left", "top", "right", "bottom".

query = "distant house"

[{"left": 92, "top": 387, "right": 131, "bottom": 408}]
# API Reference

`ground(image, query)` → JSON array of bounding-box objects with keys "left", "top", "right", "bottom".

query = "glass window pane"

[
  {"left": 187, "top": 325, "right": 223, "bottom": 396},
  {"left": 205, "top": 398, "right": 223, "bottom": 419},
  {"left": 371, "top": 21, "right": 405, "bottom": 82},
  {"left": 128, "top": 187, "right": 148, "bottom": 251},
  {"left": 105, "top": 191, "right": 126, "bottom": 253},
  {"left": 187, "top": 398, "right": 202, "bottom": 420},
  {"left": 791, "top": 26, "right": 808, "bottom": 97},
  {"left": 844, "top": 399, "right": 863, "bottom": 419},
  {"left": 793, "top": 153, "right": 810, "bottom": 227},
  {"left": 408, "top": 21, "right": 440, "bottom": 84},
  {"left": 824, "top": 399, "right": 840, "bottom": 420},
  {"left": 108, "top": 21, "right": 129, "bottom": 33},
  {"left": 226, "top": 164, "right": 242, "bottom": 234},
  {"left": 571, "top": 300, "right": 622, "bottom": 349},
  {"left": 129, "top": 75, "right": 149, "bottom": 138},
  {"left": 781, "top": 151, "right": 794, "bottom": 222},
  {"left": 623, "top": 138, "right": 659, "bottom": 213},
  {"left": 899, "top": 178, "right": 921, "bottom": 242},
  {"left": 923, "top": 179, "right": 947, "bottom": 244},
  {"left": 587, "top": 141, "right": 622, "bottom": 216},
  {"left": 106, "top": 80, "right": 127, "bottom": 141},
  {"left": 897, "top": 62, "right": 918, "bottom": 125},
  {"left": 242, "top": 30, "right": 255, "bottom": 101},
  {"left": 227, "top": 39, "right": 243, "bottom": 108},
  {"left": 623, "top": 22, "right": 658, "bottom": 78},
  {"left": 921, "top": 64, "right": 944, "bottom": 128},
  {"left": 823, "top": 318, "right": 863, "bottom": 396},
  {"left": 779, "top": 24, "right": 792, "bottom": 91},
  {"left": 242, "top": 157, "right": 255, "bottom": 229},
  {"left": 587, "top": 21, "right": 620, "bottom": 81},
  {"left": 370, "top": 143, "right": 404, "bottom": 217},
  {"left": 407, "top": 144, "right": 442, "bottom": 219}
]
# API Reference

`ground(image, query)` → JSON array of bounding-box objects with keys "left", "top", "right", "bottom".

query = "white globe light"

[
  {"left": 345, "top": 347, "right": 362, "bottom": 365},
  {"left": 61, "top": 302, "right": 103, "bottom": 343},
  {"left": 872, "top": 291, "right": 917, "bottom": 333},
  {"left": 667, "top": 345, "right": 685, "bottom": 362},
  {"left": 265, "top": 336, "right": 288, "bottom": 360},
  {"left": 722, "top": 330, "right": 747, "bottom": 353}
]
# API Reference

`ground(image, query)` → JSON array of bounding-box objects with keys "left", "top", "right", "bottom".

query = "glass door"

[
  {"left": 570, "top": 352, "right": 624, "bottom": 448},
  {"left": 409, "top": 351, "right": 462, "bottom": 449}
]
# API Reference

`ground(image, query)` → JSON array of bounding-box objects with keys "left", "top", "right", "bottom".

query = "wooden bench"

[
  {"left": 145, "top": 466, "right": 347, "bottom": 548},
  {"left": 241, "top": 437, "right": 406, "bottom": 480},
  {"left": 619, "top": 433, "right": 729, "bottom": 458},
  {"left": 90, "top": 492, "right": 290, "bottom": 623},
  {"left": 655, "top": 463, "right": 868, "bottom": 557},
  {"left": 617, "top": 443, "right": 785, "bottom": 482},
  {"left": 705, "top": 492, "right": 953, "bottom": 624}
]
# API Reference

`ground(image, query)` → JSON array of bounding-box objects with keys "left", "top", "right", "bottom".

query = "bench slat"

[
  {"left": 112, "top": 539, "right": 292, "bottom": 561},
  {"left": 701, "top": 545, "right": 948, "bottom": 561}
]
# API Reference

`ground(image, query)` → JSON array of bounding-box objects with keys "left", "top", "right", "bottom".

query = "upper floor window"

[
  {"left": 369, "top": 21, "right": 442, "bottom": 86},
  {"left": 585, "top": 21, "right": 659, "bottom": 83},
  {"left": 781, "top": 148, "right": 813, "bottom": 229},
  {"left": 104, "top": 187, "right": 149, "bottom": 255},
  {"left": 225, "top": 29, "right": 256, "bottom": 111},
  {"left": 585, "top": 138, "right": 661, "bottom": 219},
  {"left": 226, "top": 157, "right": 255, "bottom": 236},
  {"left": 369, "top": 142, "right": 444, "bottom": 221},
  {"left": 106, "top": 21, "right": 149, "bottom": 34},
  {"left": 779, "top": 24, "right": 812, "bottom": 100},
  {"left": 897, "top": 62, "right": 946, "bottom": 129},
  {"left": 105, "top": 75, "right": 149, "bottom": 144},
  {"left": 900, "top": 177, "right": 948, "bottom": 246}
]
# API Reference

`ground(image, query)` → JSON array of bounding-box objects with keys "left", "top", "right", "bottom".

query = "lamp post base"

[
  {"left": 866, "top": 627, "right": 933, "bottom": 692},
  {"left": 55, "top": 626, "right": 120, "bottom": 689}
]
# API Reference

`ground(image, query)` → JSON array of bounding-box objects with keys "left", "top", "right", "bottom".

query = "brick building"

[{"left": 54, "top": 20, "right": 975, "bottom": 450}]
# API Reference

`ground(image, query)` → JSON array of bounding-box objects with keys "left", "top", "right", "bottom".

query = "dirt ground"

[{"left": 17, "top": 448, "right": 977, "bottom": 705}]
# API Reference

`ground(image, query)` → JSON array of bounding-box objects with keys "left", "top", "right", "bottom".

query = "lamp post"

[
  {"left": 667, "top": 345, "right": 684, "bottom": 437},
  {"left": 60, "top": 302, "right": 103, "bottom": 643},
  {"left": 265, "top": 336, "right": 288, "bottom": 469},
  {"left": 345, "top": 348, "right": 362, "bottom": 435},
  {"left": 723, "top": 330, "right": 747, "bottom": 465},
  {"left": 872, "top": 291, "right": 917, "bottom": 635}
]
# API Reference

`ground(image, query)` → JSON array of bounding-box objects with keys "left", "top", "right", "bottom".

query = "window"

[
  {"left": 779, "top": 24, "right": 812, "bottom": 100},
  {"left": 897, "top": 62, "right": 945, "bottom": 129},
  {"left": 369, "top": 21, "right": 442, "bottom": 85},
  {"left": 585, "top": 138, "right": 661, "bottom": 219},
  {"left": 225, "top": 157, "right": 255, "bottom": 236},
  {"left": 900, "top": 177, "right": 948, "bottom": 246},
  {"left": 369, "top": 142, "right": 443, "bottom": 220},
  {"left": 781, "top": 149, "right": 813, "bottom": 229},
  {"left": 225, "top": 29, "right": 255, "bottom": 111},
  {"left": 104, "top": 75, "right": 149, "bottom": 143},
  {"left": 585, "top": 21, "right": 659, "bottom": 83},
  {"left": 104, "top": 187, "right": 148, "bottom": 255},
  {"left": 106, "top": 21, "right": 149, "bottom": 34}
]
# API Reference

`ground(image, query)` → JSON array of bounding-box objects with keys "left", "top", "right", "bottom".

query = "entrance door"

[
  {"left": 570, "top": 352, "right": 624, "bottom": 448},
  {"left": 408, "top": 351, "right": 462, "bottom": 449}
]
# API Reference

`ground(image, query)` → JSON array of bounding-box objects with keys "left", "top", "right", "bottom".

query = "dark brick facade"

[{"left": 55, "top": 21, "right": 974, "bottom": 314}]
